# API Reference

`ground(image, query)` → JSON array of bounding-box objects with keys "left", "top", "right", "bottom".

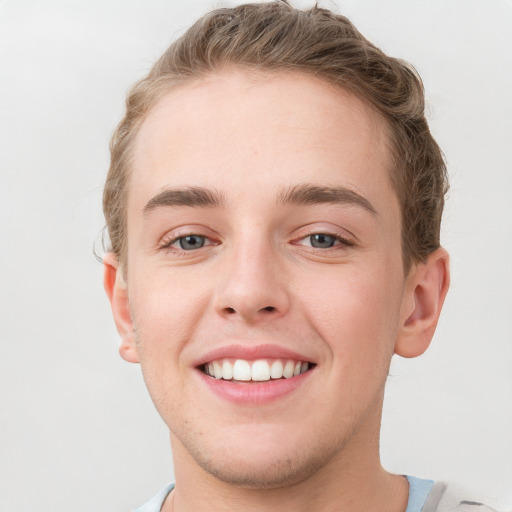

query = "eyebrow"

[
  {"left": 143, "top": 187, "right": 226, "bottom": 214},
  {"left": 142, "top": 183, "right": 377, "bottom": 216},
  {"left": 277, "top": 184, "right": 377, "bottom": 215}
]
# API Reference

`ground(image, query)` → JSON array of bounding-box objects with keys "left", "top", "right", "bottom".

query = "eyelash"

[
  {"left": 295, "top": 232, "right": 354, "bottom": 251},
  {"left": 158, "top": 231, "right": 354, "bottom": 256},
  {"left": 159, "top": 234, "right": 217, "bottom": 255}
]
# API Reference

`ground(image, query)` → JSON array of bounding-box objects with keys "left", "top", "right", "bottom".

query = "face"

[{"left": 111, "top": 71, "right": 417, "bottom": 487}]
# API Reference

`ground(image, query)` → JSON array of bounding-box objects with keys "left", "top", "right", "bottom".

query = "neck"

[{"left": 163, "top": 408, "right": 409, "bottom": 512}]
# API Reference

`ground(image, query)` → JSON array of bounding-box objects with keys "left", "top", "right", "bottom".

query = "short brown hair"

[{"left": 103, "top": 1, "right": 448, "bottom": 271}]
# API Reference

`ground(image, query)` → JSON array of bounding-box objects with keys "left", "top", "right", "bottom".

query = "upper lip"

[{"left": 192, "top": 344, "right": 316, "bottom": 367}]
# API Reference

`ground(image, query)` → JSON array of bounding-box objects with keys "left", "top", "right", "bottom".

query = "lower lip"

[{"left": 196, "top": 369, "right": 313, "bottom": 405}]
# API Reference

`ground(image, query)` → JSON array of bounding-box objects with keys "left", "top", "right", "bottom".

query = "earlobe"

[
  {"left": 394, "top": 248, "right": 450, "bottom": 358},
  {"left": 103, "top": 253, "right": 140, "bottom": 364}
]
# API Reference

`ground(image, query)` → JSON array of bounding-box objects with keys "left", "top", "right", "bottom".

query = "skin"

[{"left": 104, "top": 70, "right": 449, "bottom": 512}]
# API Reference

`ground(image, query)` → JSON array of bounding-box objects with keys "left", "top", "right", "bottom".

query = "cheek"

[
  {"left": 128, "top": 268, "right": 210, "bottom": 363},
  {"left": 299, "top": 264, "right": 403, "bottom": 365},
  {"left": 126, "top": 269, "right": 212, "bottom": 422}
]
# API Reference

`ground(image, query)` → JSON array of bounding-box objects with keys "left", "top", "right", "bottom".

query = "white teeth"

[
  {"left": 222, "top": 360, "right": 233, "bottom": 380},
  {"left": 270, "top": 360, "right": 284, "bottom": 379},
  {"left": 204, "top": 358, "right": 312, "bottom": 381},
  {"left": 251, "top": 359, "right": 271, "bottom": 381},
  {"left": 232, "top": 359, "right": 252, "bottom": 381},
  {"left": 213, "top": 361, "right": 223, "bottom": 379},
  {"left": 283, "top": 360, "right": 295, "bottom": 379}
]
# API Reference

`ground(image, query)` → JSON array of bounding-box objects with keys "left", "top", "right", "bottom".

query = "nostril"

[{"left": 221, "top": 305, "right": 276, "bottom": 316}]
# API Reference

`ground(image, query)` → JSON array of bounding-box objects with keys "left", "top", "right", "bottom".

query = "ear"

[
  {"left": 394, "top": 248, "right": 450, "bottom": 358},
  {"left": 103, "top": 253, "right": 139, "bottom": 364}
]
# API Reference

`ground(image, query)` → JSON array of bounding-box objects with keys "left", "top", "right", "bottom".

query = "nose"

[{"left": 213, "top": 237, "right": 291, "bottom": 324}]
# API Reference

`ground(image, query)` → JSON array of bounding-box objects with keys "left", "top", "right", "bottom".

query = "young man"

[{"left": 102, "top": 2, "right": 497, "bottom": 511}]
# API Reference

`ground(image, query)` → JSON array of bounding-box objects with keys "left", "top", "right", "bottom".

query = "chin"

[
  {"left": 199, "top": 450, "right": 331, "bottom": 489},
  {"left": 175, "top": 424, "right": 346, "bottom": 489}
]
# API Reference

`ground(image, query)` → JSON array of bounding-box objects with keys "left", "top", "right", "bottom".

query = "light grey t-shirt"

[{"left": 134, "top": 476, "right": 501, "bottom": 512}]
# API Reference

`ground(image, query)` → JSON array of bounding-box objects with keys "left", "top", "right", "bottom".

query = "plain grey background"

[{"left": 0, "top": 1, "right": 511, "bottom": 511}]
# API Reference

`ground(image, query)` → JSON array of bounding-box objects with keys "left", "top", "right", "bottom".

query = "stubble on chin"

[{"left": 171, "top": 421, "right": 356, "bottom": 490}]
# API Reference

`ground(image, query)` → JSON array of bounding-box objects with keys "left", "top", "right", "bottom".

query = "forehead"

[{"left": 129, "top": 70, "right": 396, "bottom": 215}]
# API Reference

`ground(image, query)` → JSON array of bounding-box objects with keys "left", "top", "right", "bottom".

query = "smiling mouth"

[{"left": 201, "top": 358, "right": 314, "bottom": 382}]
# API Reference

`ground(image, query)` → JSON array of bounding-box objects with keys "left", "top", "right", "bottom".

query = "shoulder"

[{"left": 424, "top": 481, "right": 508, "bottom": 512}]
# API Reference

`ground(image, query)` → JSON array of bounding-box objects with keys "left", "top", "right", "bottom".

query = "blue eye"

[
  {"left": 177, "top": 235, "right": 206, "bottom": 250},
  {"left": 159, "top": 231, "right": 218, "bottom": 254},
  {"left": 309, "top": 234, "right": 337, "bottom": 248}
]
